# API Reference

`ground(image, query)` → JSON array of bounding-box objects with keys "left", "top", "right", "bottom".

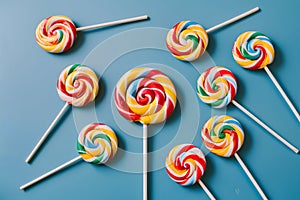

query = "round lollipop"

[
  {"left": 202, "top": 115, "right": 267, "bottom": 199},
  {"left": 197, "top": 66, "right": 298, "bottom": 153},
  {"left": 36, "top": 15, "right": 148, "bottom": 53},
  {"left": 25, "top": 64, "right": 99, "bottom": 163},
  {"left": 232, "top": 31, "right": 300, "bottom": 122},
  {"left": 20, "top": 123, "right": 118, "bottom": 190},
  {"left": 166, "top": 144, "right": 215, "bottom": 200},
  {"left": 166, "top": 7, "right": 259, "bottom": 61},
  {"left": 114, "top": 67, "right": 177, "bottom": 200}
]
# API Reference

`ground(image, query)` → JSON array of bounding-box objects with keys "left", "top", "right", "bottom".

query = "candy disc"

[
  {"left": 165, "top": 144, "right": 206, "bottom": 186},
  {"left": 166, "top": 21, "right": 208, "bottom": 61},
  {"left": 36, "top": 15, "right": 77, "bottom": 53},
  {"left": 77, "top": 123, "right": 118, "bottom": 164},
  {"left": 114, "top": 67, "right": 177, "bottom": 125},
  {"left": 202, "top": 115, "right": 244, "bottom": 157},
  {"left": 232, "top": 31, "right": 275, "bottom": 70}
]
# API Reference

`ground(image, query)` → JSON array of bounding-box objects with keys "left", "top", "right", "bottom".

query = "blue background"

[{"left": 0, "top": 0, "right": 299, "bottom": 199}]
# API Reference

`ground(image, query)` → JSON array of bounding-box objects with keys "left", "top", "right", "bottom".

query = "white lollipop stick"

[
  {"left": 76, "top": 15, "right": 149, "bottom": 31},
  {"left": 143, "top": 124, "right": 148, "bottom": 200},
  {"left": 264, "top": 66, "right": 300, "bottom": 122},
  {"left": 232, "top": 100, "right": 299, "bottom": 153},
  {"left": 25, "top": 103, "right": 70, "bottom": 163},
  {"left": 20, "top": 156, "right": 81, "bottom": 190},
  {"left": 206, "top": 7, "right": 260, "bottom": 33},
  {"left": 198, "top": 180, "right": 216, "bottom": 200},
  {"left": 234, "top": 153, "right": 268, "bottom": 200}
]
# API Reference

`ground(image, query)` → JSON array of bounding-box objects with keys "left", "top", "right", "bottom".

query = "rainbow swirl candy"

[
  {"left": 114, "top": 67, "right": 177, "bottom": 125},
  {"left": 232, "top": 31, "right": 275, "bottom": 70},
  {"left": 197, "top": 66, "right": 237, "bottom": 109},
  {"left": 77, "top": 123, "right": 118, "bottom": 164},
  {"left": 57, "top": 64, "right": 99, "bottom": 107},
  {"left": 202, "top": 115, "right": 244, "bottom": 157},
  {"left": 36, "top": 15, "right": 77, "bottom": 53},
  {"left": 165, "top": 144, "right": 206, "bottom": 186},
  {"left": 166, "top": 21, "right": 208, "bottom": 61}
]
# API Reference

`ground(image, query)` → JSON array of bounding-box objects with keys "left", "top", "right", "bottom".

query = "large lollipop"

[
  {"left": 36, "top": 15, "right": 148, "bottom": 53},
  {"left": 20, "top": 123, "right": 118, "bottom": 189},
  {"left": 114, "top": 67, "right": 177, "bottom": 200},
  {"left": 166, "top": 7, "right": 259, "bottom": 61},
  {"left": 202, "top": 115, "right": 267, "bottom": 199},
  {"left": 232, "top": 31, "right": 300, "bottom": 122},
  {"left": 166, "top": 144, "right": 215, "bottom": 200},
  {"left": 25, "top": 64, "right": 99, "bottom": 163},
  {"left": 197, "top": 66, "right": 298, "bottom": 153}
]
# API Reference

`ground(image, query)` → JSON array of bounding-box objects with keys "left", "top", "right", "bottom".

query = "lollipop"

[
  {"left": 25, "top": 64, "right": 99, "bottom": 163},
  {"left": 166, "top": 7, "right": 259, "bottom": 61},
  {"left": 36, "top": 15, "right": 148, "bottom": 53},
  {"left": 197, "top": 66, "right": 298, "bottom": 153},
  {"left": 202, "top": 115, "right": 267, "bottom": 199},
  {"left": 114, "top": 67, "right": 177, "bottom": 200},
  {"left": 166, "top": 144, "right": 215, "bottom": 199},
  {"left": 233, "top": 31, "right": 300, "bottom": 122},
  {"left": 20, "top": 123, "right": 118, "bottom": 190}
]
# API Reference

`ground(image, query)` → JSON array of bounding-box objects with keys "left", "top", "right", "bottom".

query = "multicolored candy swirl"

[
  {"left": 114, "top": 67, "right": 177, "bottom": 125},
  {"left": 202, "top": 115, "right": 244, "bottom": 157},
  {"left": 166, "top": 144, "right": 206, "bottom": 186},
  {"left": 57, "top": 64, "right": 99, "bottom": 107},
  {"left": 166, "top": 21, "right": 208, "bottom": 61},
  {"left": 36, "top": 15, "right": 77, "bottom": 53},
  {"left": 197, "top": 66, "right": 237, "bottom": 109},
  {"left": 77, "top": 123, "right": 118, "bottom": 164},
  {"left": 232, "top": 31, "right": 275, "bottom": 70}
]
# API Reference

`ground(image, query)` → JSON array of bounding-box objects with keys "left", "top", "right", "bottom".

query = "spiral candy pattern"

[
  {"left": 77, "top": 123, "right": 118, "bottom": 164},
  {"left": 197, "top": 66, "right": 237, "bottom": 109},
  {"left": 166, "top": 21, "right": 208, "bottom": 61},
  {"left": 36, "top": 15, "right": 77, "bottom": 53},
  {"left": 114, "top": 67, "right": 177, "bottom": 125},
  {"left": 57, "top": 64, "right": 99, "bottom": 107},
  {"left": 232, "top": 31, "right": 275, "bottom": 70},
  {"left": 166, "top": 144, "right": 206, "bottom": 186},
  {"left": 202, "top": 115, "right": 244, "bottom": 157}
]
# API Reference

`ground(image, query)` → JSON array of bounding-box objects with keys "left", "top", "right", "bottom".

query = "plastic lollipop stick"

[
  {"left": 264, "top": 67, "right": 300, "bottom": 122},
  {"left": 197, "top": 66, "right": 299, "bottom": 153},
  {"left": 232, "top": 31, "right": 300, "bottom": 122},
  {"left": 232, "top": 100, "right": 299, "bottom": 153},
  {"left": 25, "top": 64, "right": 99, "bottom": 163},
  {"left": 76, "top": 15, "right": 148, "bottom": 31},
  {"left": 198, "top": 180, "right": 216, "bottom": 200},
  {"left": 21, "top": 123, "right": 118, "bottom": 190},
  {"left": 114, "top": 67, "right": 177, "bottom": 200},
  {"left": 234, "top": 153, "right": 268, "bottom": 200}
]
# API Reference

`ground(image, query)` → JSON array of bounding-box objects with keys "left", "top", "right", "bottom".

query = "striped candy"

[
  {"left": 197, "top": 66, "right": 237, "bottom": 109},
  {"left": 232, "top": 31, "right": 275, "bottom": 70},
  {"left": 166, "top": 21, "right": 208, "bottom": 61},
  {"left": 77, "top": 123, "right": 118, "bottom": 164},
  {"left": 166, "top": 144, "right": 206, "bottom": 186},
  {"left": 57, "top": 64, "right": 99, "bottom": 107},
  {"left": 202, "top": 115, "right": 244, "bottom": 157},
  {"left": 114, "top": 67, "right": 177, "bottom": 125},
  {"left": 36, "top": 15, "right": 77, "bottom": 53}
]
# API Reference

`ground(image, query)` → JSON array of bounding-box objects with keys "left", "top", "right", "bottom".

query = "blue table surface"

[{"left": 0, "top": 0, "right": 299, "bottom": 199}]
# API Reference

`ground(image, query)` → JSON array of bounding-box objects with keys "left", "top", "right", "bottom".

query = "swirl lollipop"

[
  {"left": 36, "top": 15, "right": 148, "bottom": 53},
  {"left": 197, "top": 66, "right": 298, "bottom": 153},
  {"left": 166, "top": 7, "right": 259, "bottom": 61},
  {"left": 202, "top": 115, "right": 267, "bottom": 199},
  {"left": 20, "top": 123, "right": 118, "bottom": 190},
  {"left": 166, "top": 144, "right": 215, "bottom": 199},
  {"left": 114, "top": 67, "right": 177, "bottom": 200},
  {"left": 233, "top": 31, "right": 300, "bottom": 122},
  {"left": 26, "top": 64, "right": 99, "bottom": 163}
]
